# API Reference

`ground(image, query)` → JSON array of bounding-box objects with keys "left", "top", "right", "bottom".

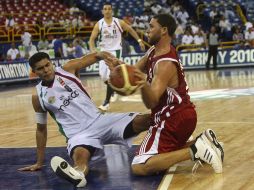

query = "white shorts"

[
  {"left": 67, "top": 112, "right": 138, "bottom": 160},
  {"left": 99, "top": 49, "right": 122, "bottom": 82}
]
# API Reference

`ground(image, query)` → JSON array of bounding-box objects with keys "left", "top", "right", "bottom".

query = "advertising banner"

[{"left": 1, "top": 48, "right": 254, "bottom": 84}]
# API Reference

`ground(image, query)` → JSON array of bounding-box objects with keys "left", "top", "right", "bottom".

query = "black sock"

[{"left": 105, "top": 84, "right": 114, "bottom": 104}]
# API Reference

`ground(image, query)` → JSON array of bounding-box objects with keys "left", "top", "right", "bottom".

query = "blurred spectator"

[
  {"left": 21, "top": 30, "right": 32, "bottom": 58},
  {"left": 73, "top": 40, "right": 84, "bottom": 58},
  {"left": 233, "top": 27, "right": 244, "bottom": 42},
  {"left": 53, "top": 36, "right": 64, "bottom": 58},
  {"left": 176, "top": 7, "right": 189, "bottom": 26},
  {"left": 222, "top": 7, "right": 235, "bottom": 21},
  {"left": 219, "top": 15, "right": 231, "bottom": 41},
  {"left": 182, "top": 30, "right": 194, "bottom": 45},
  {"left": 72, "top": 15, "right": 84, "bottom": 29},
  {"left": 16, "top": 53, "right": 26, "bottom": 61},
  {"left": 38, "top": 37, "right": 49, "bottom": 50},
  {"left": 244, "top": 27, "right": 254, "bottom": 47},
  {"left": 151, "top": 3, "right": 162, "bottom": 15},
  {"left": 66, "top": 43, "right": 75, "bottom": 58},
  {"left": 69, "top": 4, "right": 80, "bottom": 15},
  {"left": 5, "top": 15, "right": 15, "bottom": 30},
  {"left": 232, "top": 27, "right": 245, "bottom": 48},
  {"left": 219, "top": 15, "right": 231, "bottom": 32},
  {"left": 172, "top": 1, "right": 181, "bottom": 13},
  {"left": 7, "top": 43, "right": 20, "bottom": 60},
  {"left": 194, "top": 29, "right": 205, "bottom": 47},
  {"left": 245, "top": 21, "right": 253, "bottom": 32}
]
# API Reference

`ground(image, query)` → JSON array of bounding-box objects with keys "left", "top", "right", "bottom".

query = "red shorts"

[{"left": 132, "top": 107, "right": 197, "bottom": 164}]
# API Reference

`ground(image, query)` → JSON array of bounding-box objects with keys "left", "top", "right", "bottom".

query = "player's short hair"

[
  {"left": 102, "top": 2, "right": 112, "bottom": 8},
  {"left": 29, "top": 52, "right": 50, "bottom": 68},
  {"left": 153, "top": 14, "right": 177, "bottom": 37}
]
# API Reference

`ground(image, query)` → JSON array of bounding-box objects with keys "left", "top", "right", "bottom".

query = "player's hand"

[
  {"left": 133, "top": 67, "right": 147, "bottom": 88},
  {"left": 105, "top": 57, "right": 125, "bottom": 71},
  {"left": 139, "top": 41, "right": 146, "bottom": 52},
  {"left": 95, "top": 51, "right": 112, "bottom": 60},
  {"left": 18, "top": 163, "right": 44, "bottom": 172}
]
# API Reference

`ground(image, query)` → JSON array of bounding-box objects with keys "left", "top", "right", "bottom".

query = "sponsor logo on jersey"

[
  {"left": 57, "top": 77, "right": 73, "bottom": 92},
  {"left": 58, "top": 90, "right": 79, "bottom": 111},
  {"left": 48, "top": 96, "right": 56, "bottom": 104}
]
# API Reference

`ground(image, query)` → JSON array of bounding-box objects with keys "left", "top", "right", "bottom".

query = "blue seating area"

[
  {"left": 188, "top": 0, "right": 241, "bottom": 25},
  {"left": 75, "top": 0, "right": 144, "bottom": 20}
]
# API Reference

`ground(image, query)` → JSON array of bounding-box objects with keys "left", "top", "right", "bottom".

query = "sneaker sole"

[
  {"left": 51, "top": 156, "right": 86, "bottom": 187},
  {"left": 205, "top": 129, "right": 224, "bottom": 162}
]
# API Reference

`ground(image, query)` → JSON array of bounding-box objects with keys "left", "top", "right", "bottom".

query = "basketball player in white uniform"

[
  {"left": 18, "top": 52, "right": 150, "bottom": 187},
  {"left": 89, "top": 2, "right": 145, "bottom": 111}
]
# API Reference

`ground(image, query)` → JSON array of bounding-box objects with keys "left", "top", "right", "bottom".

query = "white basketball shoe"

[
  {"left": 200, "top": 129, "right": 224, "bottom": 163},
  {"left": 51, "top": 156, "right": 87, "bottom": 187},
  {"left": 111, "top": 93, "right": 118, "bottom": 102},
  {"left": 190, "top": 135, "right": 223, "bottom": 173},
  {"left": 98, "top": 102, "right": 110, "bottom": 111}
]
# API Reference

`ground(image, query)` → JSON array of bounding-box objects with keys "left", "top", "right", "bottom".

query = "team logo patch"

[{"left": 48, "top": 96, "right": 56, "bottom": 104}]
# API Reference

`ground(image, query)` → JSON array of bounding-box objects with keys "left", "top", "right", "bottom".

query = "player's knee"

[{"left": 131, "top": 164, "right": 152, "bottom": 176}]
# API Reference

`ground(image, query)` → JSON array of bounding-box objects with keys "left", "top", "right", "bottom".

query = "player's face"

[
  {"left": 102, "top": 5, "right": 112, "bottom": 19},
  {"left": 33, "top": 58, "right": 55, "bottom": 82},
  {"left": 147, "top": 18, "right": 162, "bottom": 45}
]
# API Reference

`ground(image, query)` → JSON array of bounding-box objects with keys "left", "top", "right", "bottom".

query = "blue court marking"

[{"left": 0, "top": 145, "right": 163, "bottom": 190}]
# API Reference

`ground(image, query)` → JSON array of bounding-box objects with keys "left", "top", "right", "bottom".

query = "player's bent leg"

[
  {"left": 51, "top": 146, "right": 94, "bottom": 187},
  {"left": 131, "top": 114, "right": 151, "bottom": 134},
  {"left": 132, "top": 148, "right": 191, "bottom": 176},
  {"left": 72, "top": 146, "right": 94, "bottom": 176}
]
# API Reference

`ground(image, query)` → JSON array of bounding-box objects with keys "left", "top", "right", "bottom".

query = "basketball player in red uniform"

[{"left": 105, "top": 14, "right": 224, "bottom": 175}]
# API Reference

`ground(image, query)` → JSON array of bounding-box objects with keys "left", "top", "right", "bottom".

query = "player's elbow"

[{"left": 144, "top": 99, "right": 159, "bottom": 109}]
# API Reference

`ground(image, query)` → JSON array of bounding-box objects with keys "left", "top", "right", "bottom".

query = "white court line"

[
  {"left": 158, "top": 164, "right": 178, "bottom": 190},
  {"left": 15, "top": 94, "right": 31, "bottom": 97},
  {"left": 197, "top": 121, "right": 254, "bottom": 124}
]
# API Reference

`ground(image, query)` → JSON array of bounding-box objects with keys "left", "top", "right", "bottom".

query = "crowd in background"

[{"left": 1, "top": 0, "right": 254, "bottom": 63}]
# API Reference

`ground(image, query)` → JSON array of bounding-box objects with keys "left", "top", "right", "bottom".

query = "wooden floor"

[{"left": 1, "top": 68, "right": 254, "bottom": 190}]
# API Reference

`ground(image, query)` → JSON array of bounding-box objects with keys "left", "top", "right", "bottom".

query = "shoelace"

[{"left": 192, "top": 160, "right": 203, "bottom": 174}]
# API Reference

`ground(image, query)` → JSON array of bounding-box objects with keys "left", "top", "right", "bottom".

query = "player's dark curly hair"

[
  {"left": 29, "top": 52, "right": 50, "bottom": 68},
  {"left": 153, "top": 14, "right": 177, "bottom": 37}
]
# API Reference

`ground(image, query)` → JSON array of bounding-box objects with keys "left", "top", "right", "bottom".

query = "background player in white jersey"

[
  {"left": 89, "top": 2, "right": 145, "bottom": 111},
  {"left": 18, "top": 52, "right": 150, "bottom": 187},
  {"left": 103, "top": 14, "right": 224, "bottom": 176}
]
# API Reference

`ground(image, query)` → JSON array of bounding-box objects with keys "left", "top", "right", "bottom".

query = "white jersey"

[
  {"left": 36, "top": 67, "right": 101, "bottom": 139},
  {"left": 98, "top": 17, "right": 123, "bottom": 51}
]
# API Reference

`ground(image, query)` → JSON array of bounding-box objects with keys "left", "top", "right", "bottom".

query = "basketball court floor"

[{"left": 0, "top": 68, "right": 254, "bottom": 190}]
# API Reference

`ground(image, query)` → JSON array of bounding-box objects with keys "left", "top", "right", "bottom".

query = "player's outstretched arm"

[
  {"left": 88, "top": 22, "right": 99, "bottom": 52},
  {"left": 63, "top": 51, "right": 111, "bottom": 75},
  {"left": 120, "top": 20, "right": 145, "bottom": 51},
  {"left": 18, "top": 92, "right": 47, "bottom": 172}
]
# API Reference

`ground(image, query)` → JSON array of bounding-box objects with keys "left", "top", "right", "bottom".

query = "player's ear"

[{"left": 162, "top": 27, "right": 168, "bottom": 35}]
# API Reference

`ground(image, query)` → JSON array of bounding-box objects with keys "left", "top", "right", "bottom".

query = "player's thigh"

[
  {"left": 99, "top": 60, "right": 109, "bottom": 81},
  {"left": 101, "top": 112, "right": 138, "bottom": 144}
]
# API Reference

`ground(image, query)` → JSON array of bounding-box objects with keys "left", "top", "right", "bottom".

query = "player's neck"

[
  {"left": 154, "top": 37, "right": 171, "bottom": 56},
  {"left": 104, "top": 17, "right": 113, "bottom": 24}
]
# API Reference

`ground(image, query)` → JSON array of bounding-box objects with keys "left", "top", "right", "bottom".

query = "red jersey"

[{"left": 145, "top": 45, "right": 194, "bottom": 124}]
